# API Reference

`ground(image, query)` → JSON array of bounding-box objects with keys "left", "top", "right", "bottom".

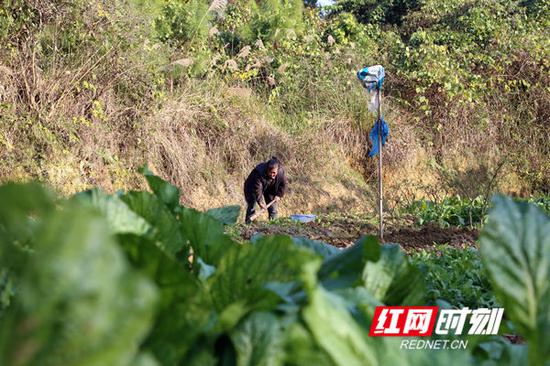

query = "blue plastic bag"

[{"left": 368, "top": 117, "right": 389, "bottom": 157}]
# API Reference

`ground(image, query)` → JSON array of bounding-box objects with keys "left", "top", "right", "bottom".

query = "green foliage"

[
  {"left": 0, "top": 174, "right": 452, "bottom": 365},
  {"left": 480, "top": 195, "right": 550, "bottom": 366},
  {"left": 3, "top": 173, "right": 550, "bottom": 365},
  {"left": 0, "top": 269, "right": 13, "bottom": 312},
  {"left": 404, "top": 196, "right": 486, "bottom": 228},
  {"left": 208, "top": 235, "right": 313, "bottom": 312},
  {"left": 206, "top": 205, "right": 242, "bottom": 225},
  {"left": 117, "top": 233, "right": 207, "bottom": 366},
  {"left": 410, "top": 245, "right": 498, "bottom": 309},
  {"left": 404, "top": 195, "right": 550, "bottom": 228},
  {"left": 291, "top": 236, "right": 340, "bottom": 258},
  {"left": 301, "top": 261, "right": 378, "bottom": 366},
  {"left": 229, "top": 312, "right": 285, "bottom": 366},
  {"left": 140, "top": 165, "right": 181, "bottom": 207},
  {"left": 333, "top": 0, "right": 420, "bottom": 25},
  {"left": 0, "top": 184, "right": 157, "bottom": 366},
  {"left": 239, "top": 0, "right": 304, "bottom": 44},
  {"left": 471, "top": 338, "right": 528, "bottom": 366},
  {"left": 154, "top": 0, "right": 211, "bottom": 47},
  {"left": 364, "top": 244, "right": 425, "bottom": 305},
  {"left": 0, "top": 1, "right": 80, "bottom": 45},
  {"left": 73, "top": 188, "right": 151, "bottom": 236},
  {"left": 323, "top": 0, "right": 549, "bottom": 191},
  {"left": 393, "top": 0, "right": 549, "bottom": 144},
  {"left": 180, "top": 206, "right": 240, "bottom": 266},
  {"left": 319, "top": 235, "right": 380, "bottom": 290},
  {"left": 324, "top": 12, "right": 365, "bottom": 46},
  {"left": 121, "top": 191, "right": 189, "bottom": 256},
  {"left": 527, "top": 196, "right": 550, "bottom": 216}
]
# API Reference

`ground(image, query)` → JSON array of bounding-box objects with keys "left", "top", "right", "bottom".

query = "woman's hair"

[{"left": 267, "top": 156, "right": 280, "bottom": 170}]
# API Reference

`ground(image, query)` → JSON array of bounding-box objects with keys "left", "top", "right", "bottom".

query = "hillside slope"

[{"left": 0, "top": 0, "right": 547, "bottom": 216}]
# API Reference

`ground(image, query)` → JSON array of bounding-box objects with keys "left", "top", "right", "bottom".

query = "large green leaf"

[
  {"left": 118, "top": 234, "right": 212, "bottom": 366},
  {"left": 318, "top": 235, "right": 381, "bottom": 290},
  {"left": 302, "top": 259, "right": 469, "bottom": 366},
  {"left": 132, "top": 353, "right": 160, "bottom": 366},
  {"left": 284, "top": 323, "right": 335, "bottom": 366},
  {"left": 206, "top": 205, "right": 241, "bottom": 225},
  {"left": 140, "top": 166, "right": 181, "bottom": 213},
  {"left": 334, "top": 287, "right": 383, "bottom": 321},
  {"left": 180, "top": 207, "right": 239, "bottom": 266},
  {"left": 208, "top": 235, "right": 313, "bottom": 313},
  {"left": 73, "top": 189, "right": 150, "bottom": 236},
  {"left": 0, "top": 184, "right": 56, "bottom": 312},
  {"left": 363, "top": 244, "right": 425, "bottom": 305},
  {"left": 291, "top": 236, "right": 340, "bottom": 259},
  {"left": 472, "top": 338, "right": 528, "bottom": 366},
  {"left": 121, "top": 191, "right": 187, "bottom": 256},
  {"left": 0, "top": 269, "right": 14, "bottom": 312},
  {"left": 230, "top": 312, "right": 284, "bottom": 366},
  {"left": 0, "top": 183, "right": 55, "bottom": 267},
  {"left": 0, "top": 200, "right": 157, "bottom": 366},
  {"left": 301, "top": 261, "right": 378, "bottom": 366},
  {"left": 480, "top": 196, "right": 550, "bottom": 365}
]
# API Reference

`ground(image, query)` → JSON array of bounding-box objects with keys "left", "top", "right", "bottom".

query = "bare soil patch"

[{"left": 238, "top": 216, "right": 478, "bottom": 250}]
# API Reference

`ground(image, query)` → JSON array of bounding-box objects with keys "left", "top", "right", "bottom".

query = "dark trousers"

[{"left": 245, "top": 193, "right": 278, "bottom": 223}]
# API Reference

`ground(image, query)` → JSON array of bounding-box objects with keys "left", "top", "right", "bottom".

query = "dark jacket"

[{"left": 244, "top": 162, "right": 288, "bottom": 204}]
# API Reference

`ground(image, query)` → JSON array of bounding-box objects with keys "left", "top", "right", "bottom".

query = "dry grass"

[
  {"left": 2, "top": 51, "right": 539, "bottom": 220},
  {"left": 1, "top": 35, "right": 375, "bottom": 217},
  {"left": 139, "top": 82, "right": 374, "bottom": 216},
  {"left": 1, "top": 50, "right": 542, "bottom": 219}
]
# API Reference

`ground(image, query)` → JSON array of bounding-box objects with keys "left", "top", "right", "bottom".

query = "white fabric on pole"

[
  {"left": 367, "top": 90, "right": 378, "bottom": 113},
  {"left": 357, "top": 64, "right": 385, "bottom": 112}
]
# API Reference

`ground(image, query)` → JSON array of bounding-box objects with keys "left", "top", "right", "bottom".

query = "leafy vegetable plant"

[{"left": 0, "top": 173, "right": 549, "bottom": 365}]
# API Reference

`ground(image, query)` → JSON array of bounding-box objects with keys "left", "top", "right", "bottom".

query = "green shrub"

[
  {"left": 0, "top": 0, "right": 40, "bottom": 44},
  {"left": 155, "top": 0, "right": 211, "bottom": 47},
  {"left": 239, "top": 0, "right": 305, "bottom": 44}
]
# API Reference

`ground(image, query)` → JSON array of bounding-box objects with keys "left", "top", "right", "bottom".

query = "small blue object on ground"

[{"left": 290, "top": 214, "right": 317, "bottom": 223}]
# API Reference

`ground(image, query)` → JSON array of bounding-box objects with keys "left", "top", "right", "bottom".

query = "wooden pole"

[
  {"left": 377, "top": 87, "right": 383, "bottom": 241},
  {"left": 249, "top": 199, "right": 277, "bottom": 222}
]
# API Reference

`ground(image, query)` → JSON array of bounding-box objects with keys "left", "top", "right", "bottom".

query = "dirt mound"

[
  {"left": 238, "top": 217, "right": 478, "bottom": 250},
  {"left": 384, "top": 223, "right": 479, "bottom": 251}
]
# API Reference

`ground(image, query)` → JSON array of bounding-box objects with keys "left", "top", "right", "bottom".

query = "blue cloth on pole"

[
  {"left": 357, "top": 65, "right": 385, "bottom": 91},
  {"left": 368, "top": 117, "right": 389, "bottom": 157}
]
